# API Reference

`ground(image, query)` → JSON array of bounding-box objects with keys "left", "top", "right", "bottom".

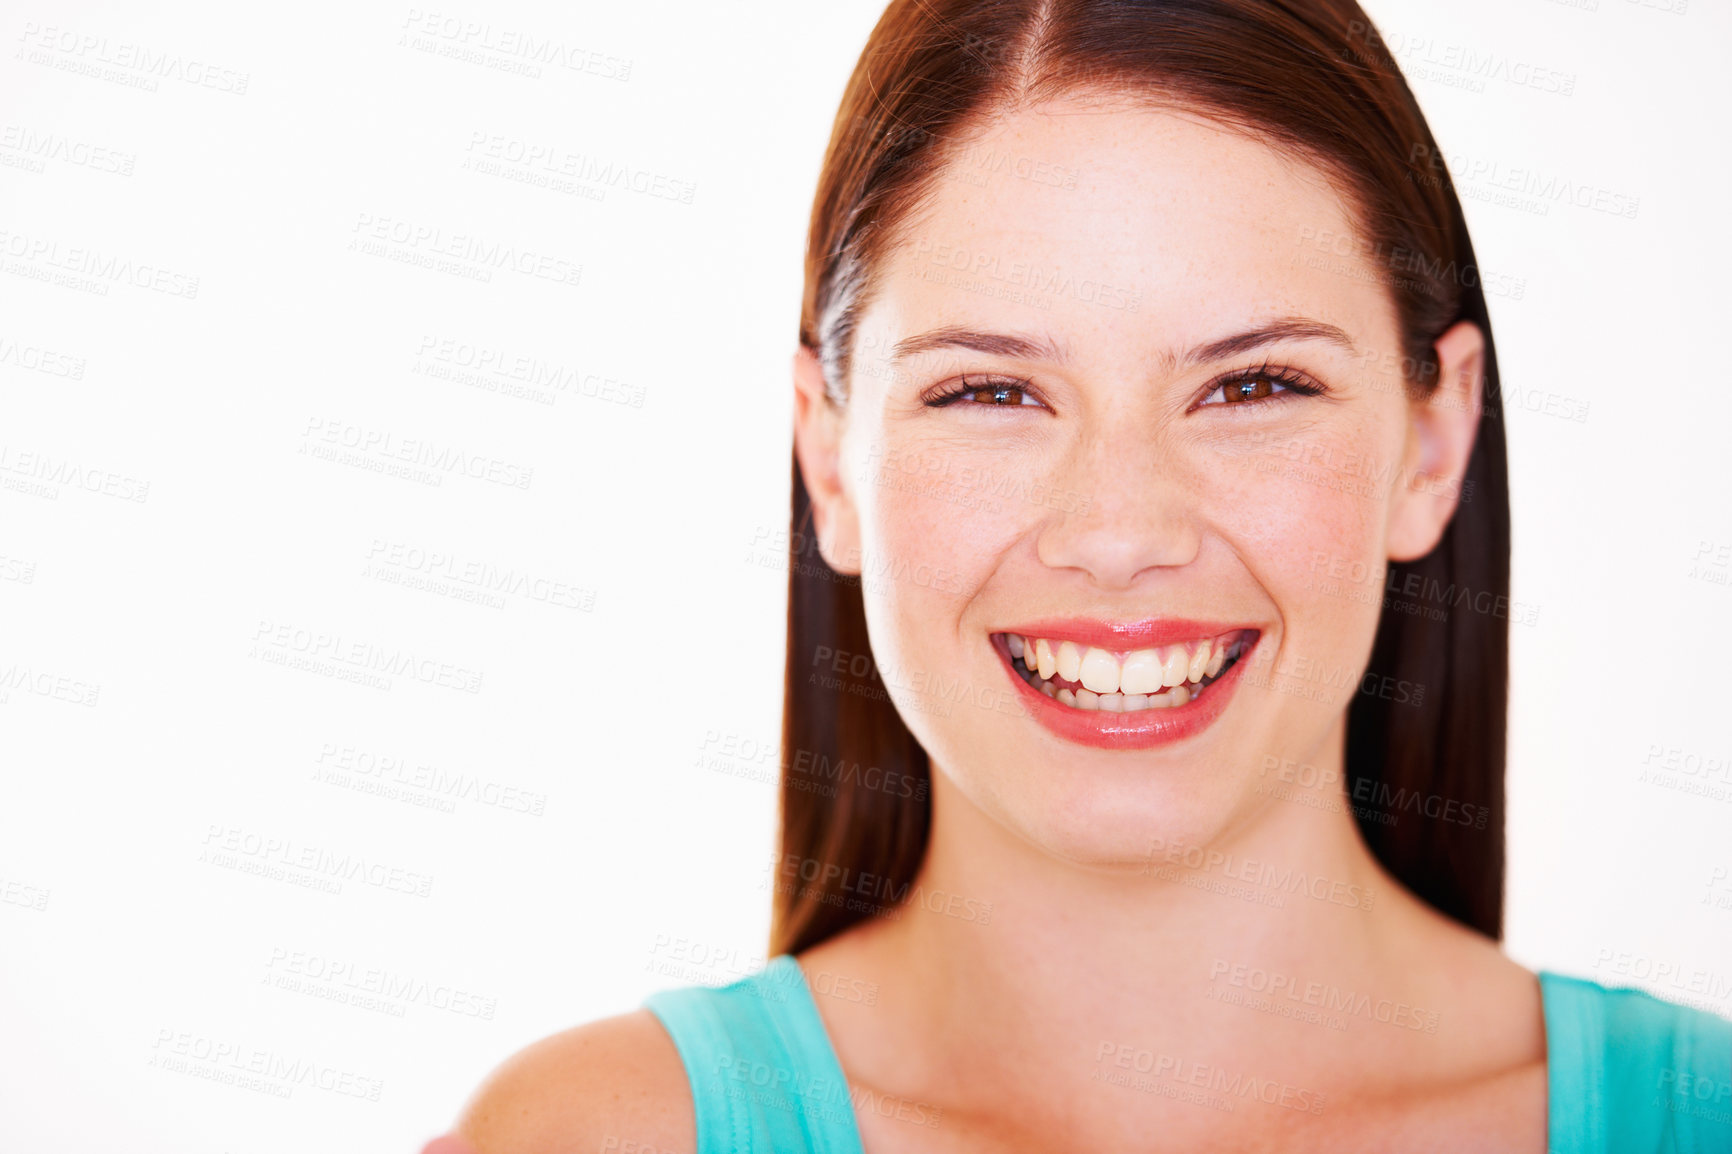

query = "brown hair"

[{"left": 774, "top": 0, "right": 1510, "bottom": 955}]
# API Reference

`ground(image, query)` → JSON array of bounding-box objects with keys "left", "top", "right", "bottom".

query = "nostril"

[{"left": 1032, "top": 499, "right": 1204, "bottom": 587}]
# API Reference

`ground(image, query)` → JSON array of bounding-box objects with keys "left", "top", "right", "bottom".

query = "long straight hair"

[{"left": 774, "top": 0, "right": 1510, "bottom": 956}]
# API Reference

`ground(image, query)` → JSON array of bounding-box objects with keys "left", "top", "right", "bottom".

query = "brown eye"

[
  {"left": 1197, "top": 368, "right": 1323, "bottom": 409},
  {"left": 964, "top": 382, "right": 1036, "bottom": 406},
  {"left": 1207, "top": 375, "right": 1280, "bottom": 405},
  {"left": 924, "top": 376, "right": 1046, "bottom": 409}
]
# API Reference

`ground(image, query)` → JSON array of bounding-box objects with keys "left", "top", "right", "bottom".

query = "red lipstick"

[
  {"left": 999, "top": 617, "right": 1250, "bottom": 655},
  {"left": 989, "top": 625, "right": 1261, "bottom": 750}
]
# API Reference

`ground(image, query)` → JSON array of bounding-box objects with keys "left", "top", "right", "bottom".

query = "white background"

[{"left": 2, "top": 0, "right": 1728, "bottom": 1149}]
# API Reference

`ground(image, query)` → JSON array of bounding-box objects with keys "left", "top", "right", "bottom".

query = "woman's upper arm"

[{"left": 445, "top": 1008, "right": 696, "bottom": 1154}]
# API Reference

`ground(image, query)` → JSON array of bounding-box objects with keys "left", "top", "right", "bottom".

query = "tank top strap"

[
  {"left": 1539, "top": 969, "right": 1732, "bottom": 1154},
  {"left": 644, "top": 954, "right": 865, "bottom": 1154}
]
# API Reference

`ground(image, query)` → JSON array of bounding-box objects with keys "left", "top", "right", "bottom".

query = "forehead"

[{"left": 862, "top": 98, "right": 1397, "bottom": 367}]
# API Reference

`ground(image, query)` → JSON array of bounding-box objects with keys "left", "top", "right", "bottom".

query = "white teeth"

[
  {"left": 1078, "top": 647, "right": 1119, "bottom": 694},
  {"left": 1119, "top": 649, "right": 1165, "bottom": 696},
  {"left": 1006, "top": 630, "right": 1247, "bottom": 713},
  {"left": 1036, "top": 638, "right": 1056, "bottom": 680},
  {"left": 1206, "top": 643, "right": 1227, "bottom": 677},
  {"left": 1188, "top": 641, "right": 1211, "bottom": 684},
  {"left": 1161, "top": 646, "right": 1189, "bottom": 688},
  {"left": 1056, "top": 641, "right": 1083, "bottom": 684}
]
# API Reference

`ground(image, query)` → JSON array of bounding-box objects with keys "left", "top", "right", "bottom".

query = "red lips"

[
  {"left": 990, "top": 627, "right": 1260, "bottom": 750},
  {"left": 995, "top": 618, "right": 1250, "bottom": 655}
]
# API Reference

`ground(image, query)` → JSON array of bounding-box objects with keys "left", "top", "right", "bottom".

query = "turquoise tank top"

[{"left": 644, "top": 956, "right": 1732, "bottom": 1153}]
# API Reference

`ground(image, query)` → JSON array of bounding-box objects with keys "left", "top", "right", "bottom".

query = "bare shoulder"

[
  {"left": 1382, "top": 884, "right": 1546, "bottom": 1058},
  {"left": 453, "top": 1009, "right": 695, "bottom": 1154}
]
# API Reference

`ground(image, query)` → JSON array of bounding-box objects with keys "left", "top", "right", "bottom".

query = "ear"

[
  {"left": 791, "top": 345, "right": 862, "bottom": 575},
  {"left": 1386, "top": 320, "right": 1485, "bottom": 563}
]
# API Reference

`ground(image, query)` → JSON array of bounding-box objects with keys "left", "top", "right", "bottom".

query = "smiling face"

[{"left": 793, "top": 95, "right": 1483, "bottom": 870}]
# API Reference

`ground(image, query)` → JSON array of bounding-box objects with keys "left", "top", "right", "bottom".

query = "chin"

[{"left": 947, "top": 750, "right": 1257, "bottom": 875}]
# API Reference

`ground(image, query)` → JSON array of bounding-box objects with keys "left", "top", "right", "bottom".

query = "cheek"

[
  {"left": 855, "top": 442, "right": 1026, "bottom": 608},
  {"left": 848, "top": 437, "right": 1034, "bottom": 682},
  {"left": 1197, "top": 418, "right": 1402, "bottom": 664},
  {"left": 1244, "top": 464, "right": 1382, "bottom": 593}
]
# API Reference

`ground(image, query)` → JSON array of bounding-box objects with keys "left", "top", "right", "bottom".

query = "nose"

[{"left": 1034, "top": 424, "right": 1203, "bottom": 589}]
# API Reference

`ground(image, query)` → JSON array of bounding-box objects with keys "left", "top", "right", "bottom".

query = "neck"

[{"left": 858, "top": 718, "right": 1437, "bottom": 1092}]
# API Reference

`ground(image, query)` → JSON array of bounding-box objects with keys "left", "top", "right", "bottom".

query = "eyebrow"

[
  {"left": 1176, "top": 318, "right": 1358, "bottom": 370},
  {"left": 890, "top": 326, "right": 1068, "bottom": 364},
  {"left": 887, "top": 316, "right": 1358, "bottom": 370}
]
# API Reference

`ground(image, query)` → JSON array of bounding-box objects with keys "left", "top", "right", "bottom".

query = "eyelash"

[
  {"left": 919, "top": 363, "right": 1329, "bottom": 412},
  {"left": 921, "top": 374, "right": 1048, "bottom": 409},
  {"left": 1194, "top": 361, "right": 1328, "bottom": 411}
]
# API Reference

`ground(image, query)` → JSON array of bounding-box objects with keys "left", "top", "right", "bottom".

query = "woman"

[{"left": 431, "top": 1, "right": 1731, "bottom": 1150}]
